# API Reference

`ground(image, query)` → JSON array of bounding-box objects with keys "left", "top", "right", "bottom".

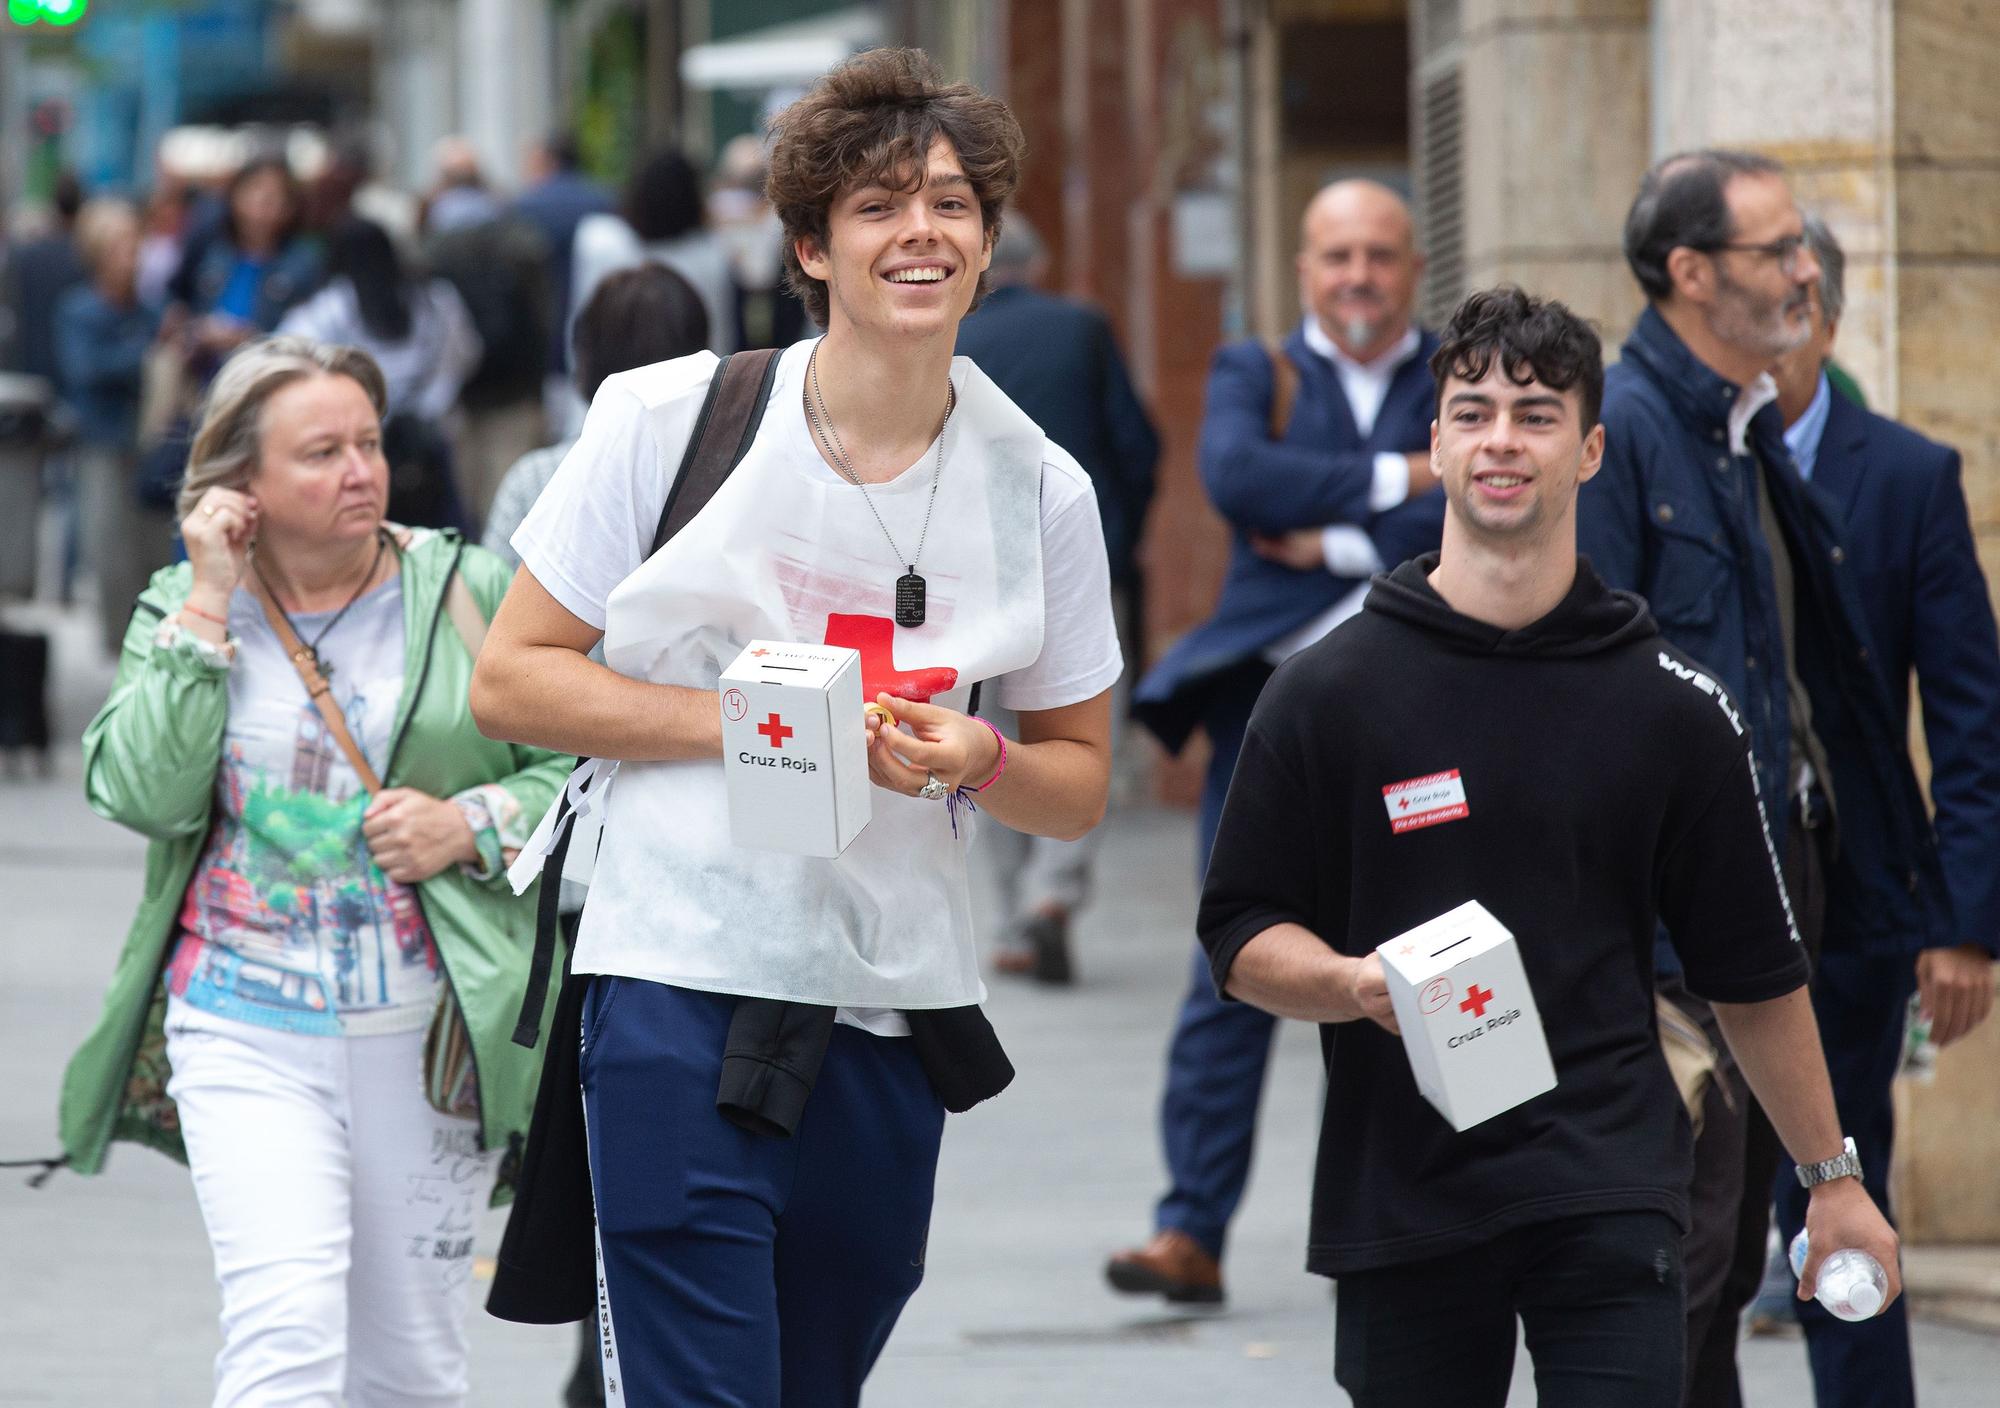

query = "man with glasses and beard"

[{"left": 1580, "top": 151, "right": 1954, "bottom": 1405}]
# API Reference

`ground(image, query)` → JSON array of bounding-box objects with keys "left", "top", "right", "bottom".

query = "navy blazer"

[
  {"left": 1808, "top": 390, "right": 2000, "bottom": 955},
  {"left": 1134, "top": 326, "right": 1444, "bottom": 752},
  {"left": 1582, "top": 308, "right": 1952, "bottom": 959},
  {"left": 955, "top": 284, "right": 1160, "bottom": 584}
]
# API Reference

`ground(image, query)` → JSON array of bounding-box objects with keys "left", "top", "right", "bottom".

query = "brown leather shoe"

[
  {"left": 1104, "top": 1229, "right": 1224, "bottom": 1304},
  {"left": 991, "top": 945, "right": 1037, "bottom": 976}
]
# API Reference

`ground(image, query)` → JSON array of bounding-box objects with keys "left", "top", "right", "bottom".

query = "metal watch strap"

[{"left": 1796, "top": 1136, "right": 1863, "bottom": 1188}]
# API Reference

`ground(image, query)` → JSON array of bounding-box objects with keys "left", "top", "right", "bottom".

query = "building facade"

[{"left": 979, "top": 0, "right": 2000, "bottom": 1240}]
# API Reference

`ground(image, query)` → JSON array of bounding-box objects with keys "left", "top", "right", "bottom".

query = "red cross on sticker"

[
  {"left": 1460, "top": 984, "right": 1494, "bottom": 1018},
  {"left": 757, "top": 713, "right": 794, "bottom": 748},
  {"left": 1381, "top": 769, "right": 1469, "bottom": 834}
]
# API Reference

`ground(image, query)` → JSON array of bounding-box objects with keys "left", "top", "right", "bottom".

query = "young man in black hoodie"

[{"left": 1196, "top": 287, "right": 1900, "bottom": 1407}]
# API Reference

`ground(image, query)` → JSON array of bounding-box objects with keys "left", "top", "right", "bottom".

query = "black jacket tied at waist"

[{"left": 488, "top": 959, "right": 1013, "bottom": 1326}]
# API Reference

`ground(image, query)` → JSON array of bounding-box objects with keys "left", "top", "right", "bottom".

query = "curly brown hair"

[
  {"left": 1429, "top": 286, "right": 1604, "bottom": 428},
  {"left": 766, "top": 47, "right": 1026, "bottom": 328}
]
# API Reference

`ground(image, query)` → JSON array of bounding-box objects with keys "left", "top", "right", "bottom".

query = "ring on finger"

[
  {"left": 918, "top": 771, "right": 950, "bottom": 801},
  {"left": 204, "top": 504, "right": 218, "bottom": 517}
]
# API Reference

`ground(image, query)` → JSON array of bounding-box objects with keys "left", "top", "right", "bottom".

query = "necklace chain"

[
  {"left": 805, "top": 342, "right": 955, "bottom": 575},
  {"left": 254, "top": 529, "right": 388, "bottom": 675}
]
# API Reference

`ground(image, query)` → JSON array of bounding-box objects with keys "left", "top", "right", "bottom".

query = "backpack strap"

[
  {"left": 650, "top": 347, "right": 783, "bottom": 555},
  {"left": 510, "top": 346, "right": 784, "bottom": 1051},
  {"left": 1261, "top": 336, "right": 1298, "bottom": 440}
]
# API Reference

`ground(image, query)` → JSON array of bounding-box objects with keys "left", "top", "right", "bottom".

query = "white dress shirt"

[{"left": 1264, "top": 321, "right": 1424, "bottom": 662}]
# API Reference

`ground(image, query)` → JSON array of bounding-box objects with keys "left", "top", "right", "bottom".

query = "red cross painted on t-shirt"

[
  {"left": 823, "top": 612, "right": 959, "bottom": 704},
  {"left": 1460, "top": 984, "right": 1494, "bottom": 1018},
  {"left": 757, "top": 713, "right": 794, "bottom": 748}
]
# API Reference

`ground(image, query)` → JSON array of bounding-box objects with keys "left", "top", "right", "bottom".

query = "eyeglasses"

[{"left": 1695, "top": 233, "right": 1811, "bottom": 275}]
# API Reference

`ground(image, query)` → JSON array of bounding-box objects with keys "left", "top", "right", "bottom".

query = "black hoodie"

[{"left": 1198, "top": 555, "right": 1810, "bottom": 1276}]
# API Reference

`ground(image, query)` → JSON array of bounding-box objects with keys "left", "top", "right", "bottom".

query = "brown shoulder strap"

[
  {"left": 1261, "top": 337, "right": 1298, "bottom": 441},
  {"left": 649, "top": 347, "right": 784, "bottom": 556},
  {"left": 251, "top": 574, "right": 384, "bottom": 796}
]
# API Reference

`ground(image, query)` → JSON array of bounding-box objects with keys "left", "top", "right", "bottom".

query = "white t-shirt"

[
  {"left": 277, "top": 277, "right": 483, "bottom": 423},
  {"left": 513, "top": 340, "right": 1122, "bottom": 1028}
]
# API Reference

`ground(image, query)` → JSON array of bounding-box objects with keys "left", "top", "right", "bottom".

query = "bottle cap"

[{"left": 1848, "top": 1281, "right": 1884, "bottom": 1318}]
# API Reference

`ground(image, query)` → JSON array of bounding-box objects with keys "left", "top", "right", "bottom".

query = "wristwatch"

[{"left": 1796, "top": 1136, "right": 1864, "bottom": 1189}]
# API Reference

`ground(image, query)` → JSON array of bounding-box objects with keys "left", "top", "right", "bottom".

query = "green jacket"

[{"left": 59, "top": 529, "right": 568, "bottom": 1200}]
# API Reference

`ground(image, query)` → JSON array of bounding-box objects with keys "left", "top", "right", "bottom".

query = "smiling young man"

[
  {"left": 1195, "top": 288, "right": 1900, "bottom": 1407},
  {"left": 470, "top": 49, "right": 1120, "bottom": 1407}
]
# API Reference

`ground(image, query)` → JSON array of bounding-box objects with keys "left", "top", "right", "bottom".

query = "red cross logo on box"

[
  {"left": 758, "top": 713, "right": 794, "bottom": 749},
  {"left": 1460, "top": 984, "right": 1494, "bottom": 1018}
]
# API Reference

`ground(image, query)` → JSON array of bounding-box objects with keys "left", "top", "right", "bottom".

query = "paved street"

[{"left": 3, "top": 598, "right": 1997, "bottom": 1405}]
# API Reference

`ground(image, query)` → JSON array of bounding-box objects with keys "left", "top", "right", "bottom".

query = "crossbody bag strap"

[
  {"left": 509, "top": 345, "right": 783, "bottom": 1051},
  {"left": 250, "top": 573, "right": 383, "bottom": 796}
]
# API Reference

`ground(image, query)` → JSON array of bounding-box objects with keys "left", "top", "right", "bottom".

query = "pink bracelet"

[{"left": 969, "top": 715, "right": 1008, "bottom": 792}]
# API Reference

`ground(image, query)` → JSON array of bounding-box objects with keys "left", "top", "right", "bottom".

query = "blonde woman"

[{"left": 60, "top": 336, "right": 567, "bottom": 1406}]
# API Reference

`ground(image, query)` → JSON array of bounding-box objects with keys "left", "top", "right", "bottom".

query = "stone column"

[
  {"left": 1651, "top": 0, "right": 1898, "bottom": 411},
  {"left": 1885, "top": 0, "right": 2000, "bottom": 1245},
  {"left": 1656, "top": 0, "right": 2000, "bottom": 1246},
  {"left": 1417, "top": 0, "right": 1652, "bottom": 337},
  {"left": 456, "top": 0, "right": 554, "bottom": 188}
]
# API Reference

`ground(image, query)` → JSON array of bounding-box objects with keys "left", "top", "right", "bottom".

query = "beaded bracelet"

[{"left": 969, "top": 715, "right": 1008, "bottom": 792}]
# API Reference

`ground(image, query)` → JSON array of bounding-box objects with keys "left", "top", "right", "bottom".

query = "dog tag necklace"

[{"left": 806, "top": 342, "right": 954, "bottom": 628}]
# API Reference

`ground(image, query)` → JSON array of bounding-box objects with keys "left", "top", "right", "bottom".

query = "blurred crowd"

[{"left": 0, "top": 129, "right": 812, "bottom": 655}]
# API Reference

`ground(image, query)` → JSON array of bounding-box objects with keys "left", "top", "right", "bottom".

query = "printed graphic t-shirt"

[{"left": 168, "top": 578, "right": 442, "bottom": 1036}]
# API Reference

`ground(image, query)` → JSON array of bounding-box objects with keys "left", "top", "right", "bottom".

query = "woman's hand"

[
  {"left": 362, "top": 788, "right": 480, "bottom": 884},
  {"left": 863, "top": 694, "right": 1002, "bottom": 798},
  {"left": 180, "top": 486, "right": 260, "bottom": 607}
]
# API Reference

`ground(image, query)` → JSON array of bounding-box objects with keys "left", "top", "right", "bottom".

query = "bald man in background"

[{"left": 1117, "top": 181, "right": 1447, "bottom": 1303}]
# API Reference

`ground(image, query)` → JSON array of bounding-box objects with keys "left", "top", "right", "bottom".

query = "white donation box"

[
  {"left": 1377, "top": 900, "right": 1557, "bottom": 1131},
  {"left": 719, "top": 640, "right": 872, "bottom": 857}
]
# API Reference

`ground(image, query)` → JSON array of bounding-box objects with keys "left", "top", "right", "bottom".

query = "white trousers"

[{"left": 165, "top": 997, "right": 499, "bottom": 1408}]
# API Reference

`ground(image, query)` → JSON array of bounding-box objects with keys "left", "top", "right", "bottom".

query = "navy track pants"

[{"left": 580, "top": 977, "right": 945, "bottom": 1407}]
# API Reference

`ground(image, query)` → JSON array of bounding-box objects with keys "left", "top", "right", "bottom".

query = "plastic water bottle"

[{"left": 1788, "top": 1230, "right": 1889, "bottom": 1321}]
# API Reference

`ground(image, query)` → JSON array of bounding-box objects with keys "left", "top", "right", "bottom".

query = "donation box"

[
  {"left": 1377, "top": 900, "right": 1557, "bottom": 1131},
  {"left": 719, "top": 640, "right": 872, "bottom": 857}
]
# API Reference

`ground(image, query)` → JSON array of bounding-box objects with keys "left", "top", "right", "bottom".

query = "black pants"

[
  {"left": 1333, "top": 1212, "right": 1687, "bottom": 1408},
  {"left": 1677, "top": 800, "right": 1830, "bottom": 1407}
]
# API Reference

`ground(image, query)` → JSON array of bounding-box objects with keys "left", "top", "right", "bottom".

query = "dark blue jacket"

[
  {"left": 1807, "top": 389, "right": 2000, "bottom": 955},
  {"left": 1579, "top": 308, "right": 1952, "bottom": 957},
  {"left": 54, "top": 286, "right": 161, "bottom": 448},
  {"left": 954, "top": 284, "right": 1159, "bottom": 585},
  {"left": 1134, "top": 326, "right": 1444, "bottom": 752},
  {"left": 174, "top": 235, "right": 323, "bottom": 332},
  {"left": 1, "top": 233, "right": 86, "bottom": 382}
]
